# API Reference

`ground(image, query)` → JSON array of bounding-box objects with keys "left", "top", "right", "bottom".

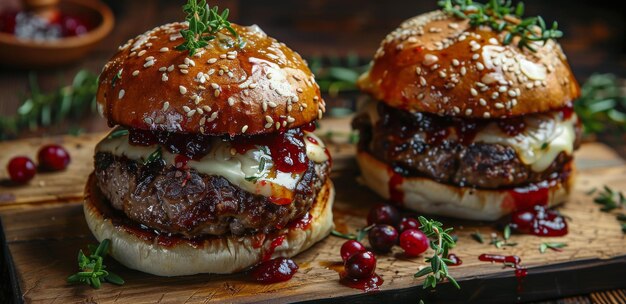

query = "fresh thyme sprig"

[
  {"left": 591, "top": 186, "right": 626, "bottom": 233},
  {"left": 438, "top": 0, "right": 563, "bottom": 52},
  {"left": 414, "top": 216, "right": 459, "bottom": 290},
  {"left": 67, "top": 239, "right": 124, "bottom": 289},
  {"left": 176, "top": 0, "right": 240, "bottom": 56},
  {"left": 330, "top": 224, "right": 375, "bottom": 242}
]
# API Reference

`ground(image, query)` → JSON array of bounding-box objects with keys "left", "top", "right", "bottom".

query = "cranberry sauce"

[
  {"left": 288, "top": 212, "right": 312, "bottom": 230},
  {"left": 510, "top": 205, "right": 568, "bottom": 236},
  {"left": 447, "top": 254, "right": 463, "bottom": 266},
  {"left": 478, "top": 254, "right": 527, "bottom": 279},
  {"left": 0, "top": 10, "right": 93, "bottom": 40},
  {"left": 250, "top": 257, "right": 299, "bottom": 284},
  {"left": 339, "top": 272, "right": 384, "bottom": 292},
  {"left": 262, "top": 235, "right": 286, "bottom": 261},
  {"left": 507, "top": 181, "right": 551, "bottom": 211},
  {"left": 129, "top": 129, "right": 213, "bottom": 160}
]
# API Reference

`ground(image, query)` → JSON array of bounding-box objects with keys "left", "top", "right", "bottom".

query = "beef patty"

[
  {"left": 353, "top": 103, "right": 581, "bottom": 189},
  {"left": 94, "top": 152, "right": 329, "bottom": 237}
]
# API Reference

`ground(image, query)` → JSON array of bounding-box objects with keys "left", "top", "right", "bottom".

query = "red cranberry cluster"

[
  {"left": 6, "top": 144, "right": 70, "bottom": 184},
  {"left": 338, "top": 203, "right": 430, "bottom": 281},
  {"left": 367, "top": 203, "right": 429, "bottom": 257}
]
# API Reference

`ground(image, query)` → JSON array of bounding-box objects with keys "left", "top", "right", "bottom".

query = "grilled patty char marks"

[
  {"left": 94, "top": 152, "right": 329, "bottom": 237},
  {"left": 352, "top": 103, "right": 581, "bottom": 189}
]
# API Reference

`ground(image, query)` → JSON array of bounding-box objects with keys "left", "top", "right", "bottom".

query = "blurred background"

[{"left": 1, "top": 0, "right": 626, "bottom": 141}]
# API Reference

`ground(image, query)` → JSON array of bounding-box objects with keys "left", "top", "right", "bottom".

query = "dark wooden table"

[{"left": 1, "top": 1, "right": 626, "bottom": 303}]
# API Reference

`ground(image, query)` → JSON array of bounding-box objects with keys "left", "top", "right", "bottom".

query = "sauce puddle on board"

[{"left": 510, "top": 205, "right": 568, "bottom": 236}]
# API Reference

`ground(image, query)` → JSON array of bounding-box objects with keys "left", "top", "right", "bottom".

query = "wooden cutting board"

[{"left": 1, "top": 118, "right": 626, "bottom": 303}]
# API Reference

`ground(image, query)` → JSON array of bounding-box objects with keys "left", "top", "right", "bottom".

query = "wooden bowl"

[{"left": 0, "top": 0, "right": 114, "bottom": 68}]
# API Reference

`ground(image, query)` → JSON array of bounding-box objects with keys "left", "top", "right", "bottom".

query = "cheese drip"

[
  {"left": 359, "top": 100, "right": 577, "bottom": 173},
  {"left": 96, "top": 131, "right": 329, "bottom": 200}
]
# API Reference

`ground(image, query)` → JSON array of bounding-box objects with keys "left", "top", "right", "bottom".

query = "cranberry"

[
  {"left": 7, "top": 156, "right": 36, "bottom": 184},
  {"left": 37, "top": 144, "right": 70, "bottom": 171},
  {"left": 398, "top": 217, "right": 420, "bottom": 232},
  {"left": 250, "top": 257, "right": 298, "bottom": 284},
  {"left": 399, "top": 229, "right": 429, "bottom": 257},
  {"left": 344, "top": 251, "right": 376, "bottom": 280},
  {"left": 340, "top": 240, "right": 366, "bottom": 262},
  {"left": 367, "top": 203, "right": 400, "bottom": 226},
  {"left": 368, "top": 224, "right": 398, "bottom": 253}
]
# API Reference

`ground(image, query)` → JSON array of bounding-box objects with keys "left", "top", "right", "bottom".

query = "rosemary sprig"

[
  {"left": 67, "top": 239, "right": 124, "bottom": 289},
  {"left": 414, "top": 216, "right": 459, "bottom": 290},
  {"left": 0, "top": 70, "right": 98, "bottom": 141},
  {"left": 470, "top": 231, "right": 484, "bottom": 243},
  {"left": 438, "top": 0, "right": 563, "bottom": 52},
  {"left": 593, "top": 185, "right": 626, "bottom": 234},
  {"left": 176, "top": 0, "right": 240, "bottom": 56},
  {"left": 144, "top": 147, "right": 163, "bottom": 165},
  {"left": 574, "top": 74, "right": 626, "bottom": 134},
  {"left": 539, "top": 242, "right": 567, "bottom": 254}
]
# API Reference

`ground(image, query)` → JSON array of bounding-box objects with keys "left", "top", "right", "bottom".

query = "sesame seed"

[
  {"left": 162, "top": 73, "right": 168, "bottom": 81},
  {"left": 479, "top": 98, "right": 487, "bottom": 106},
  {"left": 118, "top": 89, "right": 125, "bottom": 99},
  {"left": 199, "top": 116, "right": 206, "bottom": 125},
  {"left": 318, "top": 109, "right": 323, "bottom": 119},
  {"left": 137, "top": 50, "right": 146, "bottom": 57},
  {"left": 197, "top": 108, "right": 204, "bottom": 115},
  {"left": 495, "top": 102, "right": 504, "bottom": 109},
  {"left": 180, "top": 69, "right": 189, "bottom": 74},
  {"left": 185, "top": 58, "right": 196, "bottom": 66},
  {"left": 186, "top": 109, "right": 196, "bottom": 117},
  {"left": 491, "top": 92, "right": 499, "bottom": 99},
  {"left": 249, "top": 83, "right": 258, "bottom": 89},
  {"left": 465, "top": 109, "right": 473, "bottom": 116},
  {"left": 275, "top": 122, "right": 281, "bottom": 130},
  {"left": 202, "top": 105, "right": 211, "bottom": 112},
  {"left": 287, "top": 116, "right": 295, "bottom": 123},
  {"left": 296, "top": 88, "right": 304, "bottom": 93},
  {"left": 210, "top": 83, "right": 219, "bottom": 89},
  {"left": 418, "top": 93, "right": 425, "bottom": 100},
  {"left": 179, "top": 86, "right": 187, "bottom": 94},
  {"left": 267, "top": 73, "right": 273, "bottom": 79},
  {"left": 219, "top": 54, "right": 227, "bottom": 59},
  {"left": 419, "top": 77, "right": 427, "bottom": 86},
  {"left": 162, "top": 101, "right": 170, "bottom": 111},
  {"left": 145, "top": 56, "right": 154, "bottom": 61},
  {"left": 209, "top": 111, "right": 218, "bottom": 121},
  {"left": 508, "top": 90, "right": 517, "bottom": 97},
  {"left": 228, "top": 97, "right": 235, "bottom": 106},
  {"left": 483, "top": 112, "right": 491, "bottom": 118},
  {"left": 423, "top": 54, "right": 439, "bottom": 66},
  {"left": 472, "top": 54, "right": 480, "bottom": 60},
  {"left": 265, "top": 116, "right": 274, "bottom": 123},
  {"left": 262, "top": 101, "right": 268, "bottom": 112},
  {"left": 498, "top": 86, "right": 507, "bottom": 93},
  {"left": 264, "top": 122, "right": 272, "bottom": 129},
  {"left": 132, "top": 70, "right": 139, "bottom": 76},
  {"left": 476, "top": 62, "right": 484, "bottom": 70},
  {"left": 439, "top": 71, "right": 447, "bottom": 78},
  {"left": 143, "top": 61, "right": 155, "bottom": 68},
  {"left": 452, "top": 59, "right": 460, "bottom": 66},
  {"left": 460, "top": 67, "right": 467, "bottom": 75},
  {"left": 470, "top": 88, "right": 478, "bottom": 96},
  {"left": 268, "top": 101, "right": 277, "bottom": 108},
  {"left": 182, "top": 106, "right": 191, "bottom": 112},
  {"left": 214, "top": 90, "right": 220, "bottom": 97},
  {"left": 160, "top": 47, "right": 169, "bottom": 52},
  {"left": 158, "top": 67, "right": 167, "bottom": 72},
  {"left": 144, "top": 117, "right": 153, "bottom": 124},
  {"left": 242, "top": 125, "right": 249, "bottom": 133},
  {"left": 207, "top": 58, "right": 217, "bottom": 64},
  {"left": 453, "top": 106, "right": 460, "bottom": 114}
]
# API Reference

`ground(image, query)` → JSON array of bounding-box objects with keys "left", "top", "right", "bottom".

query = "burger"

[
  {"left": 84, "top": 21, "right": 333, "bottom": 276},
  {"left": 353, "top": 9, "right": 580, "bottom": 220}
]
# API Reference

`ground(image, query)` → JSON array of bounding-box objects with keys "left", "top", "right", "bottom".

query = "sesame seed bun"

[
  {"left": 358, "top": 11, "right": 580, "bottom": 118},
  {"left": 356, "top": 151, "right": 574, "bottom": 220},
  {"left": 97, "top": 23, "right": 325, "bottom": 136},
  {"left": 83, "top": 173, "right": 335, "bottom": 276}
]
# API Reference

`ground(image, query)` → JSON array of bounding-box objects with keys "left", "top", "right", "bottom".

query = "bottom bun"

[
  {"left": 84, "top": 173, "right": 334, "bottom": 276},
  {"left": 356, "top": 151, "right": 574, "bottom": 221}
]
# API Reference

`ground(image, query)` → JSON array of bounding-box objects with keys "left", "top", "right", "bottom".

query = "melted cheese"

[
  {"left": 96, "top": 131, "right": 328, "bottom": 199},
  {"left": 359, "top": 100, "right": 577, "bottom": 173},
  {"left": 473, "top": 112, "right": 576, "bottom": 172}
]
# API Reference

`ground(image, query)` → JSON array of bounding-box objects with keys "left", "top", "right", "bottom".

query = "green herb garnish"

[
  {"left": 67, "top": 239, "right": 124, "bottom": 289},
  {"left": 470, "top": 231, "right": 484, "bottom": 243},
  {"left": 244, "top": 155, "right": 269, "bottom": 183},
  {"left": 144, "top": 147, "right": 162, "bottom": 165},
  {"left": 330, "top": 225, "right": 375, "bottom": 242},
  {"left": 414, "top": 216, "right": 460, "bottom": 290},
  {"left": 107, "top": 128, "right": 129, "bottom": 139},
  {"left": 575, "top": 74, "right": 626, "bottom": 134},
  {"left": 438, "top": 0, "right": 563, "bottom": 52},
  {"left": 593, "top": 185, "right": 626, "bottom": 234},
  {"left": 539, "top": 242, "right": 567, "bottom": 253},
  {"left": 0, "top": 70, "right": 98, "bottom": 141},
  {"left": 176, "top": 0, "right": 240, "bottom": 56}
]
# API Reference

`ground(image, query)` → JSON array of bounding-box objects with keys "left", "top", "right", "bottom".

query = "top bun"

[
  {"left": 97, "top": 23, "right": 325, "bottom": 136},
  {"left": 358, "top": 11, "right": 580, "bottom": 118}
]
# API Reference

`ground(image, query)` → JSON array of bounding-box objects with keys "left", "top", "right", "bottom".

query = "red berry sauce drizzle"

[
  {"left": 478, "top": 254, "right": 527, "bottom": 291},
  {"left": 447, "top": 254, "right": 463, "bottom": 266},
  {"left": 250, "top": 235, "right": 300, "bottom": 284},
  {"left": 507, "top": 180, "right": 568, "bottom": 236}
]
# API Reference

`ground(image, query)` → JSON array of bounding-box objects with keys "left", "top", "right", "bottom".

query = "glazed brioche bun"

[
  {"left": 84, "top": 174, "right": 335, "bottom": 276},
  {"left": 356, "top": 151, "right": 574, "bottom": 221},
  {"left": 358, "top": 11, "right": 580, "bottom": 118},
  {"left": 97, "top": 23, "right": 325, "bottom": 136}
]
